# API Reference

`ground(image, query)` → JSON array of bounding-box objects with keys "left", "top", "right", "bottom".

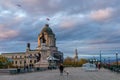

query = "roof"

[
  {"left": 41, "top": 24, "right": 54, "bottom": 35},
  {"left": 1, "top": 52, "right": 25, "bottom": 55}
]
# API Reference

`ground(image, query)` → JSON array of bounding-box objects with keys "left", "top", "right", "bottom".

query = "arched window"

[{"left": 30, "top": 60, "right": 32, "bottom": 63}]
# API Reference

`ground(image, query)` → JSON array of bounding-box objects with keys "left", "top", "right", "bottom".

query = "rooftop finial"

[{"left": 45, "top": 24, "right": 49, "bottom": 27}]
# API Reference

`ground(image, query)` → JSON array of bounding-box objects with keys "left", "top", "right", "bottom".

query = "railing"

[
  {"left": 0, "top": 67, "right": 50, "bottom": 75},
  {"left": 104, "top": 65, "right": 120, "bottom": 73}
]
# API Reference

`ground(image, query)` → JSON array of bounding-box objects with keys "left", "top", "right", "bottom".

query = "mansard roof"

[{"left": 1, "top": 52, "right": 25, "bottom": 55}]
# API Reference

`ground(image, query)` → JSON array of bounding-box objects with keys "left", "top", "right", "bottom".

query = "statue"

[
  {"left": 35, "top": 53, "right": 41, "bottom": 62},
  {"left": 40, "top": 33, "right": 46, "bottom": 43},
  {"left": 27, "top": 43, "right": 30, "bottom": 48}
]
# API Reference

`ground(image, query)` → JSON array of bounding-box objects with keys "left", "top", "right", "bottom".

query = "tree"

[
  {"left": 79, "top": 58, "right": 88, "bottom": 64},
  {"left": 63, "top": 56, "right": 73, "bottom": 67},
  {"left": 77, "top": 58, "right": 88, "bottom": 66},
  {"left": 0, "top": 55, "right": 13, "bottom": 68},
  {"left": 63, "top": 56, "right": 88, "bottom": 67}
]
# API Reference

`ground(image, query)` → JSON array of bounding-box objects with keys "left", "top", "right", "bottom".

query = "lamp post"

[
  {"left": 116, "top": 53, "right": 118, "bottom": 68},
  {"left": 108, "top": 57, "right": 110, "bottom": 67},
  {"left": 103, "top": 58, "right": 106, "bottom": 68},
  {"left": 107, "top": 57, "right": 110, "bottom": 69},
  {"left": 108, "top": 57, "right": 110, "bottom": 64},
  {"left": 100, "top": 51, "right": 102, "bottom": 66},
  {"left": 90, "top": 59, "right": 92, "bottom": 63}
]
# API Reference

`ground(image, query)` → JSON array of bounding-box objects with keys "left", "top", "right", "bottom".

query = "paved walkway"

[{"left": 0, "top": 67, "right": 119, "bottom": 80}]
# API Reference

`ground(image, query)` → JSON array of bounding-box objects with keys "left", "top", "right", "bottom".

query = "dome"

[{"left": 41, "top": 24, "right": 54, "bottom": 35}]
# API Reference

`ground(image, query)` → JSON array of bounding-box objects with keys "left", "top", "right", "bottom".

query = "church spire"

[
  {"left": 75, "top": 49, "right": 78, "bottom": 56},
  {"left": 74, "top": 49, "right": 78, "bottom": 62}
]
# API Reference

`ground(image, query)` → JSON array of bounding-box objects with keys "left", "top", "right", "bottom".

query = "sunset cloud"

[
  {"left": 89, "top": 8, "right": 114, "bottom": 21},
  {"left": 0, "top": 24, "right": 19, "bottom": 40},
  {"left": 0, "top": 0, "right": 120, "bottom": 57}
]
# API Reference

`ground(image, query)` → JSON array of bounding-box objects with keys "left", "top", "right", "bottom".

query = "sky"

[{"left": 0, "top": 0, "right": 120, "bottom": 59}]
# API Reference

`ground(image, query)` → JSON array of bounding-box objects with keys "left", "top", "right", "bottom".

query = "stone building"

[{"left": 1, "top": 24, "right": 63, "bottom": 68}]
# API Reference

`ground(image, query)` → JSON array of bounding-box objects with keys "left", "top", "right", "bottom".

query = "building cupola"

[{"left": 37, "top": 24, "right": 56, "bottom": 48}]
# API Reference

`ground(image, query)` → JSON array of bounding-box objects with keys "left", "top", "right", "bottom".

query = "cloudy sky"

[{"left": 0, "top": 0, "right": 120, "bottom": 58}]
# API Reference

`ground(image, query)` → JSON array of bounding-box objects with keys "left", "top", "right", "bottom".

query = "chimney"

[{"left": 26, "top": 43, "right": 30, "bottom": 51}]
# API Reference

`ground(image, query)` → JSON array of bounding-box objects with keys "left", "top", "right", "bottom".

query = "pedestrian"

[
  {"left": 59, "top": 63, "right": 64, "bottom": 76},
  {"left": 98, "top": 63, "right": 101, "bottom": 70}
]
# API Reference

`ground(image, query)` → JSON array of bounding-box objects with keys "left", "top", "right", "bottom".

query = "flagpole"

[{"left": 46, "top": 18, "right": 50, "bottom": 24}]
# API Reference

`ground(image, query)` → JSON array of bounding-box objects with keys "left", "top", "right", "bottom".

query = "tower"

[
  {"left": 74, "top": 49, "right": 78, "bottom": 62},
  {"left": 26, "top": 43, "right": 30, "bottom": 51}
]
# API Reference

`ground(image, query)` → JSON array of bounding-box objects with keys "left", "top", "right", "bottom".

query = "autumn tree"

[
  {"left": 63, "top": 56, "right": 88, "bottom": 67},
  {"left": 63, "top": 56, "right": 73, "bottom": 66},
  {"left": 0, "top": 55, "right": 13, "bottom": 68}
]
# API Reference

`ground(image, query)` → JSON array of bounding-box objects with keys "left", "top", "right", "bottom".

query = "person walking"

[{"left": 59, "top": 63, "right": 64, "bottom": 76}]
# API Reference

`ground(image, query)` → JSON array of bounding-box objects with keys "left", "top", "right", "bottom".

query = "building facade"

[{"left": 1, "top": 24, "right": 63, "bottom": 68}]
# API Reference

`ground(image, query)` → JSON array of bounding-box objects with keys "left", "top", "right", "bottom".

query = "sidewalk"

[{"left": 0, "top": 67, "right": 119, "bottom": 80}]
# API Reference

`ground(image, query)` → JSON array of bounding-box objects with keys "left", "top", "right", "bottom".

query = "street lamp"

[
  {"left": 107, "top": 57, "right": 110, "bottom": 68},
  {"left": 89, "top": 59, "right": 92, "bottom": 63},
  {"left": 116, "top": 53, "right": 118, "bottom": 68},
  {"left": 99, "top": 52, "right": 102, "bottom": 66},
  {"left": 103, "top": 58, "right": 106, "bottom": 67},
  {"left": 108, "top": 57, "right": 110, "bottom": 64},
  {"left": 47, "top": 55, "right": 59, "bottom": 69}
]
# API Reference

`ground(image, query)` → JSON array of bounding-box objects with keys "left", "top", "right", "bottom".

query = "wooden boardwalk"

[{"left": 0, "top": 67, "right": 119, "bottom": 80}]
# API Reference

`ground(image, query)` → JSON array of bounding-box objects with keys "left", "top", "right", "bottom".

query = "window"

[
  {"left": 15, "top": 61, "right": 17, "bottom": 64},
  {"left": 20, "top": 61, "right": 22, "bottom": 64},
  {"left": 30, "top": 60, "right": 32, "bottom": 63},
  {"left": 24, "top": 56, "right": 26, "bottom": 58},
  {"left": 20, "top": 56, "right": 22, "bottom": 58},
  {"left": 34, "top": 60, "right": 36, "bottom": 63},
  {"left": 12, "top": 56, "right": 14, "bottom": 59},
  {"left": 24, "top": 61, "right": 26, "bottom": 63}
]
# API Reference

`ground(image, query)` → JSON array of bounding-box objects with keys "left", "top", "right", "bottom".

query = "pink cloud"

[
  {"left": 60, "top": 19, "right": 77, "bottom": 28},
  {"left": 57, "top": 14, "right": 89, "bottom": 28},
  {"left": 89, "top": 8, "right": 114, "bottom": 21},
  {"left": 22, "top": 0, "right": 41, "bottom": 6},
  {"left": 0, "top": 24, "right": 19, "bottom": 40}
]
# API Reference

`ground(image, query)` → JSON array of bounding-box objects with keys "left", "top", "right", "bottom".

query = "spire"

[
  {"left": 75, "top": 49, "right": 78, "bottom": 56},
  {"left": 74, "top": 49, "right": 78, "bottom": 62}
]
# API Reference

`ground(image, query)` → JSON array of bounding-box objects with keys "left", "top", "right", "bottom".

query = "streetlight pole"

[
  {"left": 116, "top": 53, "right": 118, "bottom": 68},
  {"left": 107, "top": 57, "right": 110, "bottom": 68},
  {"left": 100, "top": 51, "right": 102, "bottom": 67},
  {"left": 108, "top": 57, "right": 110, "bottom": 64},
  {"left": 104, "top": 58, "right": 106, "bottom": 67}
]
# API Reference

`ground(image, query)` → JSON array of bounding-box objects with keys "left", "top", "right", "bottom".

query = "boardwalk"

[{"left": 0, "top": 67, "right": 119, "bottom": 80}]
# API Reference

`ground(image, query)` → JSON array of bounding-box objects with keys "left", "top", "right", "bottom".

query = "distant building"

[
  {"left": 74, "top": 49, "right": 78, "bottom": 62},
  {"left": 1, "top": 24, "right": 63, "bottom": 68}
]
